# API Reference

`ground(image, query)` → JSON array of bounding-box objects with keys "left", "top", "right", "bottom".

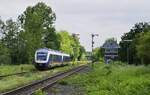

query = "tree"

[
  {"left": 1, "top": 19, "right": 21, "bottom": 64},
  {"left": 0, "top": 18, "right": 11, "bottom": 65},
  {"left": 78, "top": 45, "right": 86, "bottom": 61},
  {"left": 44, "top": 27, "right": 60, "bottom": 50},
  {"left": 0, "top": 42, "right": 10, "bottom": 65},
  {"left": 18, "top": 2, "right": 58, "bottom": 63},
  {"left": 93, "top": 48, "right": 102, "bottom": 62},
  {"left": 57, "top": 31, "right": 85, "bottom": 61},
  {"left": 57, "top": 31, "right": 74, "bottom": 54},
  {"left": 119, "top": 22, "right": 150, "bottom": 64},
  {"left": 136, "top": 32, "right": 150, "bottom": 65},
  {"left": 0, "top": 18, "right": 5, "bottom": 37},
  {"left": 71, "top": 34, "right": 80, "bottom": 61}
]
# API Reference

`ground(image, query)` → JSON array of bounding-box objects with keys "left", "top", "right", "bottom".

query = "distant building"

[{"left": 101, "top": 39, "right": 120, "bottom": 64}]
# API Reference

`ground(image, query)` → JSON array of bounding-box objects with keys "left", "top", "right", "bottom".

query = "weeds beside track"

[{"left": 1, "top": 65, "right": 88, "bottom": 95}]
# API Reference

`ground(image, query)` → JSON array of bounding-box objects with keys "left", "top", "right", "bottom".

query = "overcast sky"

[{"left": 0, "top": 0, "right": 150, "bottom": 51}]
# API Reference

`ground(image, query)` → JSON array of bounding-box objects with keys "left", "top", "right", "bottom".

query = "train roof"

[{"left": 36, "top": 48, "right": 70, "bottom": 57}]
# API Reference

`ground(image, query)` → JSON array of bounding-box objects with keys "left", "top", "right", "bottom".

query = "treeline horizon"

[
  {"left": 0, "top": 2, "right": 149, "bottom": 65},
  {"left": 0, "top": 2, "right": 86, "bottom": 65}
]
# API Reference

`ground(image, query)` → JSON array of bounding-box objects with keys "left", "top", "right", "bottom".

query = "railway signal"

[{"left": 91, "top": 34, "right": 99, "bottom": 67}]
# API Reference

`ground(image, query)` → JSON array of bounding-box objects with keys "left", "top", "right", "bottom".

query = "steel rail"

[{"left": 1, "top": 65, "right": 88, "bottom": 95}]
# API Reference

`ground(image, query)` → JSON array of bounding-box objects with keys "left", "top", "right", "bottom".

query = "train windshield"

[{"left": 37, "top": 52, "right": 47, "bottom": 61}]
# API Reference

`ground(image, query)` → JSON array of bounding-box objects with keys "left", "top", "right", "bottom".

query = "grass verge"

[
  {"left": 60, "top": 62, "right": 150, "bottom": 95},
  {"left": 0, "top": 63, "right": 82, "bottom": 93},
  {"left": 0, "top": 64, "right": 35, "bottom": 76}
]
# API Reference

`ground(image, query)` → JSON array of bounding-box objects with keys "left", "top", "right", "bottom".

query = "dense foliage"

[
  {"left": 18, "top": 2, "right": 59, "bottom": 63},
  {"left": 0, "top": 2, "right": 85, "bottom": 65},
  {"left": 92, "top": 47, "right": 103, "bottom": 62},
  {"left": 136, "top": 32, "right": 150, "bottom": 65},
  {"left": 119, "top": 22, "right": 150, "bottom": 65},
  {"left": 57, "top": 31, "right": 86, "bottom": 61}
]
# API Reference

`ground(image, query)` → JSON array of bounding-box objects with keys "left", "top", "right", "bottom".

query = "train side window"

[{"left": 49, "top": 54, "right": 53, "bottom": 62}]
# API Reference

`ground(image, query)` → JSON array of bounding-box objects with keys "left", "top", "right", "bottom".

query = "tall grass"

[
  {"left": 62, "top": 63, "right": 150, "bottom": 95},
  {"left": 0, "top": 64, "right": 76, "bottom": 92},
  {"left": 0, "top": 64, "right": 35, "bottom": 75}
]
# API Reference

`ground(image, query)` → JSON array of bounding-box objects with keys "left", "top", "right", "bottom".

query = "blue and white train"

[{"left": 34, "top": 48, "right": 70, "bottom": 69}]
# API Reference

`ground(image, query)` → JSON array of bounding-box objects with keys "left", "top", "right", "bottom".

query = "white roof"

[{"left": 36, "top": 48, "right": 70, "bottom": 57}]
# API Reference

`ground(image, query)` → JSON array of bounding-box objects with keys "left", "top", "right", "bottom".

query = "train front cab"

[{"left": 34, "top": 51, "right": 49, "bottom": 70}]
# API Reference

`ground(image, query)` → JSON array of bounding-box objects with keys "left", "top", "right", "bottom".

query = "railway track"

[{"left": 0, "top": 65, "right": 88, "bottom": 95}]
